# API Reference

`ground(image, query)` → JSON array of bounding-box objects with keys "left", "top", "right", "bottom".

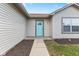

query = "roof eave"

[
  {"left": 11, "top": 3, "right": 30, "bottom": 18},
  {"left": 51, "top": 3, "right": 79, "bottom": 15}
]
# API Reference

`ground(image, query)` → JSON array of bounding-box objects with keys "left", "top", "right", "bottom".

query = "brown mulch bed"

[
  {"left": 5, "top": 40, "right": 34, "bottom": 56},
  {"left": 54, "top": 39, "right": 79, "bottom": 44}
]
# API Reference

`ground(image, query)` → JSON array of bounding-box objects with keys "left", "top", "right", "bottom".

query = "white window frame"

[{"left": 62, "top": 17, "right": 79, "bottom": 34}]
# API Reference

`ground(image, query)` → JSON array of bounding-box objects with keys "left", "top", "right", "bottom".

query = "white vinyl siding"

[
  {"left": 52, "top": 6, "right": 79, "bottom": 39},
  {"left": 0, "top": 4, "right": 27, "bottom": 55}
]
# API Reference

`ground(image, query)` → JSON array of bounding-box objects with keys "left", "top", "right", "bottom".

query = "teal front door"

[{"left": 36, "top": 20, "right": 44, "bottom": 37}]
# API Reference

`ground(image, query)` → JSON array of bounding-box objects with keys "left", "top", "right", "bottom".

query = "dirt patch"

[
  {"left": 5, "top": 40, "right": 34, "bottom": 56},
  {"left": 54, "top": 39, "right": 79, "bottom": 44}
]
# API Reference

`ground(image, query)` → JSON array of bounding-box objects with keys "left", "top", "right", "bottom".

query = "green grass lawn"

[{"left": 44, "top": 40, "right": 79, "bottom": 56}]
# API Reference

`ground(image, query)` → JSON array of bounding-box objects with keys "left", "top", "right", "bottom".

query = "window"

[{"left": 62, "top": 17, "right": 79, "bottom": 33}]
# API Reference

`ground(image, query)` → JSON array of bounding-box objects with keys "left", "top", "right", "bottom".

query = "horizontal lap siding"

[
  {"left": 52, "top": 6, "right": 79, "bottom": 39},
  {"left": 0, "top": 4, "right": 27, "bottom": 55}
]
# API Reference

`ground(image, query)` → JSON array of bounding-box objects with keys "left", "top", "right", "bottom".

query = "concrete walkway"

[{"left": 30, "top": 39, "right": 49, "bottom": 56}]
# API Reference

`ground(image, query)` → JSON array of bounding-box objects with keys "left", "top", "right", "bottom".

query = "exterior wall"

[
  {"left": 27, "top": 19, "right": 51, "bottom": 37},
  {"left": 52, "top": 6, "right": 79, "bottom": 39},
  {"left": 27, "top": 19, "right": 35, "bottom": 37},
  {"left": 50, "top": 17, "right": 53, "bottom": 38},
  {"left": 0, "top": 4, "right": 27, "bottom": 55},
  {"left": 44, "top": 19, "right": 52, "bottom": 37}
]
